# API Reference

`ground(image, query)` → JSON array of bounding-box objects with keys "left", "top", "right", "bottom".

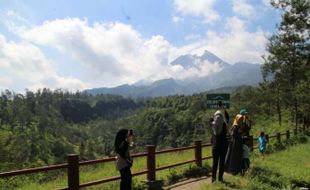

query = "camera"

[{"left": 129, "top": 129, "right": 133, "bottom": 136}]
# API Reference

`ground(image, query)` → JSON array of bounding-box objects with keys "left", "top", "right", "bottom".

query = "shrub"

[
  {"left": 273, "top": 142, "right": 285, "bottom": 151},
  {"left": 133, "top": 182, "right": 146, "bottom": 190},
  {"left": 166, "top": 163, "right": 211, "bottom": 185},
  {"left": 183, "top": 165, "right": 209, "bottom": 178},
  {"left": 297, "top": 134, "right": 308, "bottom": 143},
  {"left": 167, "top": 170, "right": 183, "bottom": 185}
]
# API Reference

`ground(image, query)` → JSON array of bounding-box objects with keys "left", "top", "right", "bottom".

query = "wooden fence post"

[
  {"left": 276, "top": 132, "right": 281, "bottom": 143},
  {"left": 147, "top": 145, "right": 156, "bottom": 182},
  {"left": 194, "top": 140, "right": 202, "bottom": 167},
  {"left": 145, "top": 145, "right": 163, "bottom": 190},
  {"left": 249, "top": 136, "right": 253, "bottom": 152},
  {"left": 286, "top": 130, "right": 290, "bottom": 141},
  {"left": 67, "top": 154, "right": 79, "bottom": 190}
]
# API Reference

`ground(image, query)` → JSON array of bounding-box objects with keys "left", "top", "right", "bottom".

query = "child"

[
  {"left": 258, "top": 132, "right": 267, "bottom": 157},
  {"left": 242, "top": 137, "right": 250, "bottom": 174}
]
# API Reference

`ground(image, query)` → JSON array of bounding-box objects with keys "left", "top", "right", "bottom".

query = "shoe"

[
  {"left": 218, "top": 178, "right": 224, "bottom": 183},
  {"left": 212, "top": 178, "right": 216, "bottom": 183}
]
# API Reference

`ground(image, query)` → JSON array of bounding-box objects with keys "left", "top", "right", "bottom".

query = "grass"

[
  {"left": 202, "top": 134, "right": 310, "bottom": 190},
  {"left": 0, "top": 146, "right": 213, "bottom": 190}
]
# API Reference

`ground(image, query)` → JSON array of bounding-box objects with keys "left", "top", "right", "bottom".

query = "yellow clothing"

[
  {"left": 233, "top": 114, "right": 244, "bottom": 126},
  {"left": 233, "top": 114, "right": 250, "bottom": 136}
]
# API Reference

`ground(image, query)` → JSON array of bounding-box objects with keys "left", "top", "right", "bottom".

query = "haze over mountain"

[{"left": 85, "top": 50, "right": 262, "bottom": 97}]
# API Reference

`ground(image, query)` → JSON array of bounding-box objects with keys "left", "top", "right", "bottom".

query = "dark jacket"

[
  {"left": 211, "top": 110, "right": 228, "bottom": 149},
  {"left": 211, "top": 122, "right": 227, "bottom": 149}
]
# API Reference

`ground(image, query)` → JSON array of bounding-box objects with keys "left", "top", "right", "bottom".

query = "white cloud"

[
  {"left": 205, "top": 30, "right": 268, "bottom": 63},
  {"left": 174, "top": 0, "right": 220, "bottom": 23},
  {"left": 232, "top": 0, "right": 256, "bottom": 18},
  {"left": 0, "top": 34, "right": 87, "bottom": 91},
  {"left": 3, "top": 15, "right": 270, "bottom": 90},
  {"left": 15, "top": 18, "right": 184, "bottom": 86},
  {"left": 0, "top": 77, "right": 12, "bottom": 89},
  {"left": 225, "top": 16, "right": 246, "bottom": 31},
  {"left": 179, "top": 17, "right": 269, "bottom": 63},
  {"left": 1, "top": 10, "right": 31, "bottom": 34},
  {"left": 172, "top": 16, "right": 184, "bottom": 24}
]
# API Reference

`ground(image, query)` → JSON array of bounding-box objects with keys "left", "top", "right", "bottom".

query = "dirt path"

[{"left": 163, "top": 176, "right": 212, "bottom": 190}]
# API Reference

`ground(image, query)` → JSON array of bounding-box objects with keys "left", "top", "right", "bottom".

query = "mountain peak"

[
  {"left": 200, "top": 50, "right": 229, "bottom": 67},
  {"left": 170, "top": 54, "right": 197, "bottom": 69},
  {"left": 171, "top": 50, "right": 229, "bottom": 71}
]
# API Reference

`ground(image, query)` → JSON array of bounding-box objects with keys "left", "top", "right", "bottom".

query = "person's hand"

[{"left": 126, "top": 158, "right": 133, "bottom": 167}]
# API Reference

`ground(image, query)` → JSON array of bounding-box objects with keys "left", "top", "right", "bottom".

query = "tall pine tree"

[{"left": 262, "top": 0, "right": 310, "bottom": 128}]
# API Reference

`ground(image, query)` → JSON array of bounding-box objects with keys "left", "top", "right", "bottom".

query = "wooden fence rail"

[{"left": 0, "top": 127, "right": 307, "bottom": 190}]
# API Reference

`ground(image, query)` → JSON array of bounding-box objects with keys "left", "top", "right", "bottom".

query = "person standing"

[
  {"left": 115, "top": 129, "right": 134, "bottom": 190},
  {"left": 258, "top": 132, "right": 267, "bottom": 158},
  {"left": 242, "top": 137, "right": 250, "bottom": 174},
  {"left": 225, "top": 109, "right": 250, "bottom": 175},
  {"left": 210, "top": 101, "right": 229, "bottom": 182}
]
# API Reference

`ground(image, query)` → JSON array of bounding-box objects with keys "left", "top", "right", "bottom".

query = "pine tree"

[{"left": 262, "top": 0, "right": 310, "bottom": 128}]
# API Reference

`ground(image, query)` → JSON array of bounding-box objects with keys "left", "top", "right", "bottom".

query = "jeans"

[
  {"left": 120, "top": 166, "right": 132, "bottom": 190},
  {"left": 212, "top": 147, "right": 226, "bottom": 181}
]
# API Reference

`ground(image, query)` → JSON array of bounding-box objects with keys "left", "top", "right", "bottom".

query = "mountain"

[
  {"left": 200, "top": 50, "right": 229, "bottom": 67},
  {"left": 170, "top": 54, "right": 197, "bottom": 69},
  {"left": 85, "top": 51, "right": 263, "bottom": 97},
  {"left": 86, "top": 78, "right": 184, "bottom": 97},
  {"left": 171, "top": 50, "right": 229, "bottom": 70}
]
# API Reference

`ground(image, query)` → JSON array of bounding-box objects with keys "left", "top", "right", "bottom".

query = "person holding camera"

[
  {"left": 115, "top": 129, "right": 134, "bottom": 190},
  {"left": 210, "top": 101, "right": 229, "bottom": 182}
]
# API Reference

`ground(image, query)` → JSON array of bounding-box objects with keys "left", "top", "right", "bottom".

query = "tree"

[{"left": 262, "top": 0, "right": 310, "bottom": 128}]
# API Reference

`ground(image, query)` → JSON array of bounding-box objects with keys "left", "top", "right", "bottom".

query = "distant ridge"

[{"left": 85, "top": 51, "right": 262, "bottom": 97}]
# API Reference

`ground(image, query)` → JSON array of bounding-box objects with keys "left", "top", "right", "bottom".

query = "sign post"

[{"left": 206, "top": 94, "right": 230, "bottom": 109}]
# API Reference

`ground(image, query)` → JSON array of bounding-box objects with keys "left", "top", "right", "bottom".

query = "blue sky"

[{"left": 0, "top": 0, "right": 280, "bottom": 92}]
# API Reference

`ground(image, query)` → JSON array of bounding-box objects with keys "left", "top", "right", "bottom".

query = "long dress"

[{"left": 225, "top": 125, "right": 243, "bottom": 175}]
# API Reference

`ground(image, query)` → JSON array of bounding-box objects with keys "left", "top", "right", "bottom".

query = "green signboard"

[{"left": 206, "top": 94, "right": 230, "bottom": 109}]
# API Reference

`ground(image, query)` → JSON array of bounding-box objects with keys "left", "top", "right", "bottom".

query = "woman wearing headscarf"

[
  {"left": 115, "top": 129, "right": 133, "bottom": 190},
  {"left": 225, "top": 109, "right": 251, "bottom": 175}
]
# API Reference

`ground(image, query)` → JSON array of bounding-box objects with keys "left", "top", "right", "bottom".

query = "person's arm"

[
  {"left": 232, "top": 125, "right": 239, "bottom": 138},
  {"left": 224, "top": 110, "right": 230, "bottom": 124},
  {"left": 118, "top": 141, "right": 129, "bottom": 159},
  {"left": 245, "top": 116, "right": 251, "bottom": 131},
  {"left": 264, "top": 137, "right": 268, "bottom": 146}
]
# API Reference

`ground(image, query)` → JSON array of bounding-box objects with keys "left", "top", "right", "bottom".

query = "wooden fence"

[{"left": 0, "top": 126, "right": 308, "bottom": 190}]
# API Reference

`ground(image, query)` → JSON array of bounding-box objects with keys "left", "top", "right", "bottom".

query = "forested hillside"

[
  {"left": 0, "top": 90, "right": 142, "bottom": 169},
  {"left": 0, "top": 87, "right": 255, "bottom": 167}
]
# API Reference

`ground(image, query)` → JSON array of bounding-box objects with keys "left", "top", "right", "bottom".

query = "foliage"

[
  {"left": 262, "top": 0, "right": 310, "bottom": 127},
  {"left": 0, "top": 89, "right": 142, "bottom": 169}
]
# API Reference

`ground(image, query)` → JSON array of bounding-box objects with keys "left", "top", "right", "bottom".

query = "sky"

[{"left": 0, "top": 0, "right": 281, "bottom": 92}]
